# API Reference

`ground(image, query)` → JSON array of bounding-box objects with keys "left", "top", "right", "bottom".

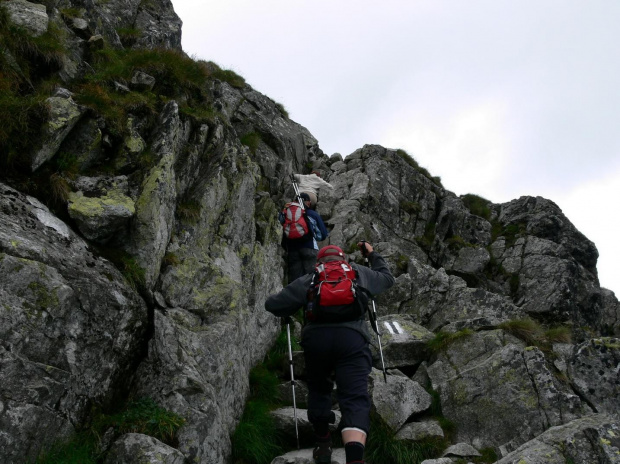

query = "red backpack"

[
  {"left": 306, "top": 260, "right": 366, "bottom": 323},
  {"left": 281, "top": 201, "right": 311, "bottom": 240}
]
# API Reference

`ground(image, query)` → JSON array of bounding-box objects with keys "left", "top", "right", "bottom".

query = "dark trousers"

[
  {"left": 301, "top": 327, "right": 372, "bottom": 434},
  {"left": 287, "top": 246, "right": 317, "bottom": 282}
]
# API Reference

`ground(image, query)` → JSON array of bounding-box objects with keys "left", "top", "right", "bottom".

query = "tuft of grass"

[
  {"left": 427, "top": 329, "right": 474, "bottom": 354},
  {"left": 36, "top": 398, "right": 184, "bottom": 463},
  {"left": 100, "top": 397, "right": 185, "bottom": 445},
  {"left": 231, "top": 400, "right": 284, "bottom": 464},
  {"left": 395, "top": 149, "right": 443, "bottom": 187},
  {"left": 99, "top": 248, "right": 146, "bottom": 290},
  {"left": 231, "top": 361, "right": 285, "bottom": 463},
  {"left": 395, "top": 254, "right": 409, "bottom": 274},
  {"left": 427, "top": 387, "right": 457, "bottom": 442},
  {"left": 49, "top": 173, "right": 71, "bottom": 202},
  {"left": 400, "top": 200, "right": 421, "bottom": 215},
  {"left": 499, "top": 318, "right": 544, "bottom": 347},
  {"left": 35, "top": 433, "right": 98, "bottom": 464},
  {"left": 365, "top": 416, "right": 447, "bottom": 464},
  {"left": 544, "top": 326, "right": 572, "bottom": 344},
  {"left": 240, "top": 132, "right": 261, "bottom": 154},
  {"left": 416, "top": 221, "right": 436, "bottom": 252},
  {"left": 275, "top": 102, "right": 288, "bottom": 118},
  {"left": 461, "top": 194, "right": 492, "bottom": 220},
  {"left": 177, "top": 200, "right": 201, "bottom": 224}
]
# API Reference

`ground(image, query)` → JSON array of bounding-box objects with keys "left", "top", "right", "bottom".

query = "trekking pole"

[
  {"left": 360, "top": 240, "right": 388, "bottom": 383},
  {"left": 285, "top": 318, "right": 301, "bottom": 449},
  {"left": 290, "top": 174, "right": 305, "bottom": 210}
]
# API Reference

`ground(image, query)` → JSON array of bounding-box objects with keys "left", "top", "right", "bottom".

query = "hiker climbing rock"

[
  {"left": 294, "top": 171, "right": 333, "bottom": 209},
  {"left": 265, "top": 242, "right": 395, "bottom": 464},
  {"left": 280, "top": 191, "right": 328, "bottom": 283}
]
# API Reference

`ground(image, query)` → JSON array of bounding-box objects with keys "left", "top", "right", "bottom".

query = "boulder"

[
  {"left": 0, "top": 183, "right": 147, "bottom": 463},
  {"left": 368, "top": 314, "right": 433, "bottom": 369},
  {"left": 104, "top": 433, "right": 185, "bottom": 464},
  {"left": 270, "top": 408, "right": 341, "bottom": 445},
  {"left": 271, "top": 447, "right": 346, "bottom": 464},
  {"left": 495, "top": 414, "right": 620, "bottom": 464},
  {"left": 31, "top": 89, "right": 86, "bottom": 171},
  {"left": 427, "top": 330, "right": 590, "bottom": 452},
  {"left": 442, "top": 442, "right": 482, "bottom": 458},
  {"left": 3, "top": 0, "right": 48, "bottom": 37},
  {"left": 68, "top": 187, "right": 135, "bottom": 244},
  {"left": 369, "top": 368, "right": 432, "bottom": 431},
  {"left": 395, "top": 420, "right": 444, "bottom": 441}
]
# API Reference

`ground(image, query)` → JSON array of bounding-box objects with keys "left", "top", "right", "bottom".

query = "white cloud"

[
  {"left": 554, "top": 169, "right": 620, "bottom": 295},
  {"left": 382, "top": 99, "right": 512, "bottom": 199}
]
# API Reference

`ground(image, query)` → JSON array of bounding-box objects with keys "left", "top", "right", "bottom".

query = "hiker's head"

[
  {"left": 311, "top": 170, "right": 322, "bottom": 177},
  {"left": 318, "top": 245, "right": 346, "bottom": 263},
  {"left": 299, "top": 192, "right": 311, "bottom": 206}
]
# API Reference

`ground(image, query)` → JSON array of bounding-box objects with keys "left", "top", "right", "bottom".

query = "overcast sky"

[{"left": 171, "top": 0, "right": 619, "bottom": 295}]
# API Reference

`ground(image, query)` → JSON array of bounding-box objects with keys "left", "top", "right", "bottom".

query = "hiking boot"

[{"left": 312, "top": 436, "right": 332, "bottom": 464}]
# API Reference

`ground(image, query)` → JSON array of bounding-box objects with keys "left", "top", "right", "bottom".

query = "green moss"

[
  {"left": 68, "top": 188, "right": 135, "bottom": 219},
  {"left": 27, "top": 281, "right": 59, "bottom": 310}
]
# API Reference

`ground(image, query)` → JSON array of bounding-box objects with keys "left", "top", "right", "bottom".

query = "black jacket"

[{"left": 265, "top": 251, "right": 395, "bottom": 341}]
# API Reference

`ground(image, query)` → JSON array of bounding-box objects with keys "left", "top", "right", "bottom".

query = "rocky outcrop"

[
  {"left": 0, "top": 183, "right": 147, "bottom": 463},
  {"left": 1, "top": 1, "right": 619, "bottom": 463}
]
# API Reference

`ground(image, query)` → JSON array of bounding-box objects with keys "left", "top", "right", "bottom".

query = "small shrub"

[
  {"left": 461, "top": 194, "right": 492, "bottom": 220},
  {"left": 427, "top": 329, "right": 474, "bottom": 354}
]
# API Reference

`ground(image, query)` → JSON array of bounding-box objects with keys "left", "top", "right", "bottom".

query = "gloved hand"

[{"left": 358, "top": 240, "right": 374, "bottom": 257}]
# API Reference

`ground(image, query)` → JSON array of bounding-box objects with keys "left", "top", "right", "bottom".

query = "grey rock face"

[
  {"left": 0, "top": 183, "right": 147, "bottom": 463},
  {"left": 3, "top": 0, "right": 48, "bottom": 37},
  {"left": 491, "top": 196, "right": 602, "bottom": 328},
  {"left": 427, "top": 330, "right": 589, "bottom": 451},
  {"left": 568, "top": 338, "right": 620, "bottom": 419},
  {"left": 495, "top": 414, "right": 620, "bottom": 464},
  {"left": 104, "top": 433, "right": 186, "bottom": 464}
]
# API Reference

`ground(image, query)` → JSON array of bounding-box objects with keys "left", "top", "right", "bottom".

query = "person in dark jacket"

[
  {"left": 283, "top": 192, "right": 328, "bottom": 283},
  {"left": 265, "top": 242, "right": 395, "bottom": 464}
]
